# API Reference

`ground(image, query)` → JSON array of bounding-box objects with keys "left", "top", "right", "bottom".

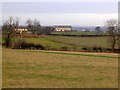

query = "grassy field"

[
  {"left": 3, "top": 48, "right": 118, "bottom": 88},
  {"left": 51, "top": 31, "right": 105, "bottom": 35},
  {"left": 2, "top": 35, "right": 117, "bottom": 51},
  {"left": 41, "top": 36, "right": 110, "bottom": 48},
  {"left": 25, "top": 36, "right": 117, "bottom": 51},
  {"left": 25, "top": 37, "right": 73, "bottom": 50}
]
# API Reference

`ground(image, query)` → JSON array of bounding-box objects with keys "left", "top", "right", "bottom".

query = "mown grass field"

[
  {"left": 3, "top": 48, "right": 118, "bottom": 88},
  {"left": 2, "top": 35, "right": 118, "bottom": 51},
  {"left": 25, "top": 36, "right": 117, "bottom": 51},
  {"left": 51, "top": 31, "right": 105, "bottom": 35},
  {"left": 41, "top": 36, "right": 109, "bottom": 48}
]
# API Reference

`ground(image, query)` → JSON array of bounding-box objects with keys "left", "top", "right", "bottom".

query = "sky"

[{"left": 1, "top": 0, "right": 119, "bottom": 26}]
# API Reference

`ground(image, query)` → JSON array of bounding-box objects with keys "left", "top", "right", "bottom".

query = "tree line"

[
  {"left": 2, "top": 17, "right": 120, "bottom": 52},
  {"left": 2, "top": 17, "right": 52, "bottom": 35}
]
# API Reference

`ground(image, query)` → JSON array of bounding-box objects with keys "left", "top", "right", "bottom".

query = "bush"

[
  {"left": 4, "top": 33, "right": 11, "bottom": 48},
  {"left": 34, "top": 44, "right": 45, "bottom": 50},
  {"left": 12, "top": 39, "right": 25, "bottom": 49},
  {"left": 92, "top": 46, "right": 102, "bottom": 52},
  {"left": 98, "top": 47, "right": 102, "bottom": 52},
  {"left": 106, "top": 48, "right": 112, "bottom": 52},
  {"left": 82, "top": 47, "right": 88, "bottom": 52},
  {"left": 81, "top": 47, "right": 91, "bottom": 52},
  {"left": 60, "top": 47, "right": 68, "bottom": 51},
  {"left": 93, "top": 47, "right": 97, "bottom": 52}
]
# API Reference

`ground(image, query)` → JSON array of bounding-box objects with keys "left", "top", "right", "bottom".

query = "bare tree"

[
  {"left": 26, "top": 19, "right": 41, "bottom": 34},
  {"left": 33, "top": 19, "right": 41, "bottom": 34},
  {"left": 26, "top": 19, "right": 33, "bottom": 27},
  {"left": 95, "top": 26, "right": 102, "bottom": 35},
  {"left": 33, "top": 19, "right": 41, "bottom": 27},
  {"left": 14, "top": 17, "right": 20, "bottom": 28},
  {"left": 42, "top": 26, "right": 52, "bottom": 35},
  {"left": 2, "top": 16, "right": 20, "bottom": 48},
  {"left": 26, "top": 19, "right": 34, "bottom": 33},
  {"left": 106, "top": 19, "right": 118, "bottom": 52}
]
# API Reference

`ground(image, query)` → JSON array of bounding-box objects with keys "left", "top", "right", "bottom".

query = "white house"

[
  {"left": 53, "top": 26, "right": 72, "bottom": 32},
  {"left": 14, "top": 26, "right": 28, "bottom": 33}
]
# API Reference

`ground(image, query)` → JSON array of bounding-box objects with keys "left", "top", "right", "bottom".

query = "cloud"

[
  {"left": 2, "top": 2, "right": 117, "bottom": 14},
  {"left": 1, "top": 0, "right": 119, "bottom": 2},
  {"left": 2, "top": 13, "right": 117, "bottom": 26}
]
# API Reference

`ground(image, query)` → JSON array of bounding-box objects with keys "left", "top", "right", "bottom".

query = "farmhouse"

[
  {"left": 14, "top": 26, "right": 28, "bottom": 33},
  {"left": 53, "top": 26, "right": 72, "bottom": 32}
]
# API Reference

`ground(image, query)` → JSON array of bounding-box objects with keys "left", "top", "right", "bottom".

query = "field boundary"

[
  {"left": 25, "top": 50, "right": 118, "bottom": 59},
  {"left": 42, "top": 51, "right": 118, "bottom": 58}
]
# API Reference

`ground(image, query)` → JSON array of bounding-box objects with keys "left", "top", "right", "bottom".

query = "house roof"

[
  {"left": 53, "top": 26, "right": 72, "bottom": 28},
  {"left": 15, "top": 26, "right": 27, "bottom": 29}
]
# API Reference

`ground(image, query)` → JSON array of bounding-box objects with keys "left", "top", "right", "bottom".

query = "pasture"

[
  {"left": 2, "top": 35, "right": 118, "bottom": 52},
  {"left": 51, "top": 31, "right": 105, "bottom": 35},
  {"left": 3, "top": 48, "right": 118, "bottom": 88},
  {"left": 25, "top": 36, "right": 118, "bottom": 51}
]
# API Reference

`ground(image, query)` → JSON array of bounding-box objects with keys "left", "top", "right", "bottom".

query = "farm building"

[
  {"left": 53, "top": 26, "right": 72, "bottom": 32},
  {"left": 14, "top": 26, "right": 28, "bottom": 33}
]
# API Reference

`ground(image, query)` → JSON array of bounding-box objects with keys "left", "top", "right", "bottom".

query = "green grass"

[
  {"left": 3, "top": 48, "right": 118, "bottom": 88},
  {"left": 51, "top": 31, "right": 105, "bottom": 35},
  {"left": 24, "top": 36, "right": 114, "bottom": 51},
  {"left": 26, "top": 37, "right": 72, "bottom": 50},
  {"left": 41, "top": 51, "right": 118, "bottom": 58},
  {"left": 2, "top": 35, "right": 118, "bottom": 51},
  {"left": 42, "top": 36, "right": 110, "bottom": 48}
]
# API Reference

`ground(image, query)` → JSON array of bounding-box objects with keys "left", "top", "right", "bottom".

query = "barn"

[
  {"left": 14, "top": 26, "right": 28, "bottom": 34},
  {"left": 53, "top": 26, "right": 72, "bottom": 32}
]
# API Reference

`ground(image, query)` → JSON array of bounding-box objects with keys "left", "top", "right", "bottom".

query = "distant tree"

[
  {"left": 26, "top": 19, "right": 33, "bottom": 26},
  {"left": 118, "top": 20, "right": 120, "bottom": 50},
  {"left": 33, "top": 19, "right": 41, "bottom": 34},
  {"left": 26, "top": 19, "right": 51, "bottom": 35},
  {"left": 2, "top": 17, "right": 20, "bottom": 48},
  {"left": 26, "top": 19, "right": 41, "bottom": 34},
  {"left": 14, "top": 17, "right": 20, "bottom": 28},
  {"left": 95, "top": 26, "right": 102, "bottom": 35},
  {"left": 106, "top": 19, "right": 118, "bottom": 52},
  {"left": 42, "top": 27, "right": 52, "bottom": 35},
  {"left": 4, "top": 32, "right": 11, "bottom": 48},
  {"left": 2, "top": 17, "right": 14, "bottom": 34},
  {"left": 26, "top": 19, "right": 34, "bottom": 31}
]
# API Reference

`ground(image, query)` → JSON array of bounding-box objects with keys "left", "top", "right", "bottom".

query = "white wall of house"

[
  {"left": 15, "top": 28, "right": 28, "bottom": 32},
  {"left": 54, "top": 27, "right": 72, "bottom": 32}
]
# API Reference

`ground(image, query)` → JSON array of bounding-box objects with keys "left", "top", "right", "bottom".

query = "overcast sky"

[{"left": 1, "top": 0, "right": 119, "bottom": 26}]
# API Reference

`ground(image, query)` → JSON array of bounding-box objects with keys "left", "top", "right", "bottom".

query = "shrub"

[
  {"left": 4, "top": 33, "right": 11, "bottom": 48},
  {"left": 12, "top": 39, "right": 25, "bottom": 49},
  {"left": 106, "top": 48, "right": 112, "bottom": 52},
  {"left": 98, "top": 47, "right": 102, "bottom": 52},
  {"left": 60, "top": 47, "right": 68, "bottom": 51},
  {"left": 92, "top": 46, "right": 102, "bottom": 52},
  {"left": 34, "top": 44, "right": 45, "bottom": 50},
  {"left": 82, "top": 47, "right": 88, "bottom": 52}
]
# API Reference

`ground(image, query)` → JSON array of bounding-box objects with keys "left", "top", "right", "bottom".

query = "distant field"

[
  {"left": 25, "top": 36, "right": 116, "bottom": 51},
  {"left": 2, "top": 35, "right": 118, "bottom": 51},
  {"left": 3, "top": 48, "right": 118, "bottom": 88},
  {"left": 42, "top": 36, "right": 109, "bottom": 48},
  {"left": 51, "top": 31, "right": 105, "bottom": 35},
  {"left": 25, "top": 36, "right": 73, "bottom": 50}
]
